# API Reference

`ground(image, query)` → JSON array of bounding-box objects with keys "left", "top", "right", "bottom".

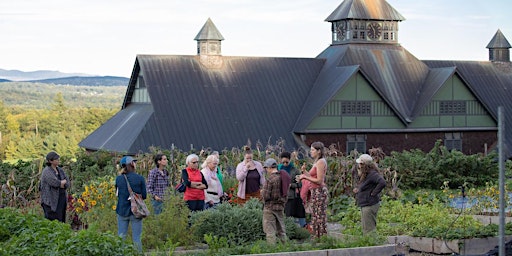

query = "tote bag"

[{"left": 123, "top": 175, "right": 150, "bottom": 218}]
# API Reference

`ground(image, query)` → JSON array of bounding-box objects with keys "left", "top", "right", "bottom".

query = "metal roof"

[
  {"left": 81, "top": 55, "right": 325, "bottom": 152},
  {"left": 424, "top": 60, "right": 512, "bottom": 156},
  {"left": 325, "top": 0, "right": 405, "bottom": 22},
  {"left": 294, "top": 43, "right": 430, "bottom": 131},
  {"left": 486, "top": 29, "right": 511, "bottom": 49},
  {"left": 194, "top": 18, "right": 224, "bottom": 41},
  {"left": 78, "top": 103, "right": 156, "bottom": 154}
]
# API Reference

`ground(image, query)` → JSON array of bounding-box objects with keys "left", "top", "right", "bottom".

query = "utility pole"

[{"left": 498, "top": 106, "right": 505, "bottom": 256}]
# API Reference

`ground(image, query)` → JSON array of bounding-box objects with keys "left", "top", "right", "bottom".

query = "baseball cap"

[
  {"left": 120, "top": 156, "right": 137, "bottom": 166},
  {"left": 355, "top": 154, "right": 373, "bottom": 164},
  {"left": 263, "top": 158, "right": 278, "bottom": 168}
]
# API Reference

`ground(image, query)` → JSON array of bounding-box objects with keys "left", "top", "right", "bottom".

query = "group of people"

[{"left": 38, "top": 141, "right": 387, "bottom": 251}]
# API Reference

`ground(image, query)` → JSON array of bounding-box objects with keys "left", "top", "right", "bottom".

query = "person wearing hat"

[
  {"left": 115, "top": 156, "right": 147, "bottom": 252},
  {"left": 353, "top": 153, "right": 386, "bottom": 234},
  {"left": 40, "top": 151, "right": 69, "bottom": 222},
  {"left": 261, "top": 158, "right": 289, "bottom": 244}
]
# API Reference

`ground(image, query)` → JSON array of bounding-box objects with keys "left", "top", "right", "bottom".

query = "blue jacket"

[{"left": 115, "top": 172, "right": 147, "bottom": 217}]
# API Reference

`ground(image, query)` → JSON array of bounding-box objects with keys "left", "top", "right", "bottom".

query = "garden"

[{"left": 1, "top": 140, "right": 512, "bottom": 255}]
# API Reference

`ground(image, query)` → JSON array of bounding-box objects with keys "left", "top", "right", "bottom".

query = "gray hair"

[{"left": 186, "top": 154, "right": 199, "bottom": 165}]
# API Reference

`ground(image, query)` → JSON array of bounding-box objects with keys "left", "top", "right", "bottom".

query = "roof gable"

[
  {"left": 325, "top": 44, "right": 430, "bottom": 120},
  {"left": 424, "top": 60, "right": 512, "bottom": 156},
  {"left": 119, "top": 55, "right": 325, "bottom": 151}
]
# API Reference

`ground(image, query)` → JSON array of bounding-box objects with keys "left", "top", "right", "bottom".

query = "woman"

[
  {"left": 115, "top": 156, "right": 146, "bottom": 252},
  {"left": 298, "top": 141, "right": 328, "bottom": 238},
  {"left": 40, "top": 151, "right": 69, "bottom": 222},
  {"left": 211, "top": 151, "right": 224, "bottom": 191},
  {"left": 235, "top": 148, "right": 265, "bottom": 204},
  {"left": 147, "top": 153, "right": 170, "bottom": 215},
  {"left": 201, "top": 155, "right": 222, "bottom": 209},
  {"left": 182, "top": 154, "right": 207, "bottom": 211},
  {"left": 278, "top": 151, "right": 306, "bottom": 227},
  {"left": 353, "top": 153, "right": 386, "bottom": 234}
]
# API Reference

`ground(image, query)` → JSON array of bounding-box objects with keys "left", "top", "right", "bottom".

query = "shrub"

[
  {"left": 190, "top": 198, "right": 309, "bottom": 246},
  {"left": 142, "top": 192, "right": 194, "bottom": 250},
  {"left": 0, "top": 207, "right": 136, "bottom": 255}
]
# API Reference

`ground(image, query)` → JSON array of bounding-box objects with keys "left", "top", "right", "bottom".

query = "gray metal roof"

[
  {"left": 424, "top": 60, "right": 512, "bottom": 156},
  {"left": 78, "top": 103, "right": 156, "bottom": 154},
  {"left": 486, "top": 29, "right": 511, "bottom": 49},
  {"left": 325, "top": 0, "right": 405, "bottom": 22},
  {"left": 79, "top": 55, "right": 325, "bottom": 153},
  {"left": 194, "top": 18, "right": 224, "bottom": 41},
  {"left": 295, "top": 43, "right": 430, "bottom": 132}
]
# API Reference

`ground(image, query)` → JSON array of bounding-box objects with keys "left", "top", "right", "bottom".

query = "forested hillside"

[
  {"left": 0, "top": 83, "right": 124, "bottom": 160},
  {"left": 0, "top": 82, "right": 125, "bottom": 109}
]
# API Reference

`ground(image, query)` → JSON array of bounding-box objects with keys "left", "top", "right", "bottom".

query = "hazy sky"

[{"left": 0, "top": 0, "right": 510, "bottom": 77}]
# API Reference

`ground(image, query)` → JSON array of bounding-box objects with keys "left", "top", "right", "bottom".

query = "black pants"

[
  {"left": 42, "top": 194, "right": 67, "bottom": 222},
  {"left": 186, "top": 200, "right": 205, "bottom": 212}
]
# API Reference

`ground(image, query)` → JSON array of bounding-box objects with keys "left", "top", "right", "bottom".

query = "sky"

[{"left": 0, "top": 0, "right": 510, "bottom": 78}]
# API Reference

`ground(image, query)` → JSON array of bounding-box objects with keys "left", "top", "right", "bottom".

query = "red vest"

[{"left": 184, "top": 168, "right": 205, "bottom": 201}]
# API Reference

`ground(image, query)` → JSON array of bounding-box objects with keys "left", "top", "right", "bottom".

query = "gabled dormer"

[
  {"left": 325, "top": 0, "right": 405, "bottom": 45},
  {"left": 486, "top": 29, "right": 511, "bottom": 62},
  {"left": 194, "top": 18, "right": 224, "bottom": 56}
]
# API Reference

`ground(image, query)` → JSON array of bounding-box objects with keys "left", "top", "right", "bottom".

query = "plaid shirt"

[
  {"left": 262, "top": 172, "right": 286, "bottom": 211},
  {"left": 147, "top": 168, "right": 170, "bottom": 198}
]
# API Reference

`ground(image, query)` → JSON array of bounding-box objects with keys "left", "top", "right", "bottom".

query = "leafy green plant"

[
  {"left": 190, "top": 198, "right": 309, "bottom": 246},
  {"left": 0, "top": 207, "right": 136, "bottom": 255}
]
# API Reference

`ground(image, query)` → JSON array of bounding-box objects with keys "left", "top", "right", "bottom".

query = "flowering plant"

[{"left": 70, "top": 176, "right": 117, "bottom": 227}]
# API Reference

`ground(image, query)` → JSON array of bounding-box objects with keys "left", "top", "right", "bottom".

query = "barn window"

[
  {"left": 444, "top": 132, "right": 462, "bottom": 151},
  {"left": 347, "top": 134, "right": 366, "bottom": 154}
]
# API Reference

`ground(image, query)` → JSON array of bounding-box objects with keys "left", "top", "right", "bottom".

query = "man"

[{"left": 261, "top": 158, "right": 289, "bottom": 244}]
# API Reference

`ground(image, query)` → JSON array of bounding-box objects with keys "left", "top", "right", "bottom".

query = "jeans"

[
  {"left": 151, "top": 198, "right": 163, "bottom": 215},
  {"left": 117, "top": 214, "right": 143, "bottom": 252}
]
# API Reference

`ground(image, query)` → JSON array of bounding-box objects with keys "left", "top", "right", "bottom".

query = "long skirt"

[
  {"left": 308, "top": 186, "right": 328, "bottom": 238},
  {"left": 233, "top": 190, "right": 261, "bottom": 205},
  {"left": 285, "top": 197, "right": 306, "bottom": 218}
]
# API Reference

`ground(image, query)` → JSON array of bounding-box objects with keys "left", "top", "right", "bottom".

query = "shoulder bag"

[
  {"left": 175, "top": 169, "right": 188, "bottom": 193},
  {"left": 123, "top": 174, "right": 150, "bottom": 218}
]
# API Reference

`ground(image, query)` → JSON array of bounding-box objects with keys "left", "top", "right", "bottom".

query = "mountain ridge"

[{"left": 0, "top": 68, "right": 129, "bottom": 86}]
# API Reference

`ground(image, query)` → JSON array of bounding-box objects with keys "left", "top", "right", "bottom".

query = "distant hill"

[
  {"left": 0, "top": 78, "right": 10, "bottom": 82},
  {"left": 0, "top": 68, "right": 91, "bottom": 81},
  {"left": 28, "top": 76, "right": 129, "bottom": 86}
]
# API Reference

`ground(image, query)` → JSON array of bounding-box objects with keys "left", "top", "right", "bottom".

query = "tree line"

[{"left": 0, "top": 93, "right": 118, "bottom": 161}]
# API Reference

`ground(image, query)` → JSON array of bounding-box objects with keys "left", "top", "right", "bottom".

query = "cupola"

[
  {"left": 325, "top": 0, "right": 405, "bottom": 45},
  {"left": 486, "top": 29, "right": 511, "bottom": 62},
  {"left": 194, "top": 18, "right": 224, "bottom": 56}
]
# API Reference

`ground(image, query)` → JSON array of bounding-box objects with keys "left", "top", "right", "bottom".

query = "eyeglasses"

[{"left": 191, "top": 161, "right": 198, "bottom": 164}]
